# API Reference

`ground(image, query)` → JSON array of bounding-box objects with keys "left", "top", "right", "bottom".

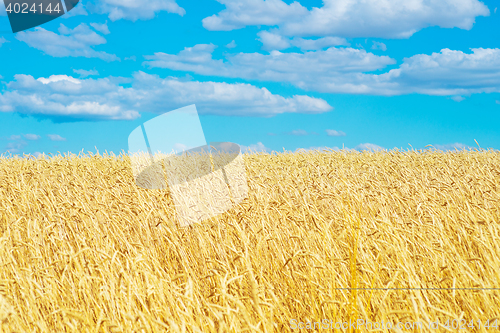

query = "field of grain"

[{"left": 0, "top": 148, "right": 499, "bottom": 332}]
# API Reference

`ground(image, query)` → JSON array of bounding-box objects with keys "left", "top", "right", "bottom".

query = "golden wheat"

[{"left": 0, "top": 148, "right": 499, "bottom": 332}]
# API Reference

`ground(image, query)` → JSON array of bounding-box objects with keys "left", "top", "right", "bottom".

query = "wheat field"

[{"left": 0, "top": 148, "right": 499, "bottom": 332}]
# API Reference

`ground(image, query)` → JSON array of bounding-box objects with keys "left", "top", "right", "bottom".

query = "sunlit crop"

[{"left": 0, "top": 148, "right": 499, "bottom": 332}]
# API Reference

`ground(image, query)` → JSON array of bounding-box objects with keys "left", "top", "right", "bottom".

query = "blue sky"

[{"left": 0, "top": 0, "right": 499, "bottom": 156}]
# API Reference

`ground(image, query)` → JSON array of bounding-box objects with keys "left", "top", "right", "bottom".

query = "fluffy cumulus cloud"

[
  {"left": 204, "top": 0, "right": 489, "bottom": 39},
  {"left": 143, "top": 44, "right": 395, "bottom": 91},
  {"left": 87, "top": 0, "right": 185, "bottom": 21},
  {"left": 0, "top": 37, "right": 8, "bottom": 47},
  {"left": 379, "top": 48, "right": 500, "bottom": 96},
  {"left": 16, "top": 24, "right": 119, "bottom": 62},
  {"left": 0, "top": 74, "right": 139, "bottom": 121},
  {"left": 203, "top": 0, "right": 307, "bottom": 31},
  {"left": 257, "top": 30, "right": 291, "bottom": 51},
  {"left": 0, "top": 72, "right": 332, "bottom": 121},
  {"left": 145, "top": 45, "right": 500, "bottom": 96}
]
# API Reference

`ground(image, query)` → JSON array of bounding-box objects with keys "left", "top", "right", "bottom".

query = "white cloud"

[
  {"left": 88, "top": 0, "right": 185, "bottom": 21},
  {"left": 326, "top": 129, "right": 346, "bottom": 136},
  {"left": 0, "top": 37, "right": 8, "bottom": 47},
  {"left": 432, "top": 143, "right": 473, "bottom": 151},
  {"left": 90, "top": 21, "right": 110, "bottom": 35},
  {"left": 145, "top": 45, "right": 500, "bottom": 97},
  {"left": 380, "top": 48, "right": 500, "bottom": 96},
  {"left": 125, "top": 55, "right": 137, "bottom": 61},
  {"left": 296, "top": 146, "right": 342, "bottom": 153},
  {"left": 288, "top": 129, "right": 308, "bottom": 136},
  {"left": 63, "top": 2, "right": 88, "bottom": 18},
  {"left": 16, "top": 24, "right": 119, "bottom": 62},
  {"left": 47, "top": 134, "right": 67, "bottom": 141},
  {"left": 240, "top": 142, "right": 271, "bottom": 153},
  {"left": 451, "top": 95, "right": 465, "bottom": 102},
  {"left": 143, "top": 44, "right": 395, "bottom": 87},
  {"left": 127, "top": 71, "right": 332, "bottom": 117},
  {"left": 73, "top": 69, "right": 99, "bottom": 78},
  {"left": 0, "top": 74, "right": 138, "bottom": 120},
  {"left": 496, "top": 100, "right": 500, "bottom": 105},
  {"left": 203, "top": 0, "right": 307, "bottom": 31},
  {"left": 257, "top": 30, "right": 291, "bottom": 51},
  {"left": 38, "top": 75, "right": 81, "bottom": 85},
  {"left": 204, "top": 0, "right": 489, "bottom": 39},
  {"left": 3, "top": 134, "right": 29, "bottom": 154},
  {"left": 355, "top": 143, "right": 386, "bottom": 151},
  {"left": 226, "top": 40, "right": 237, "bottom": 48},
  {"left": 24, "top": 134, "right": 41, "bottom": 140},
  {"left": 371, "top": 41, "right": 387, "bottom": 51},
  {"left": 291, "top": 37, "right": 349, "bottom": 51},
  {"left": 5, "top": 140, "right": 28, "bottom": 154},
  {"left": 0, "top": 72, "right": 333, "bottom": 121},
  {"left": 258, "top": 32, "right": 350, "bottom": 52}
]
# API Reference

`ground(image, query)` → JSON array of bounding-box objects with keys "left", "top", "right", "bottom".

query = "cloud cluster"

[
  {"left": 16, "top": 24, "right": 119, "bottom": 62},
  {"left": 257, "top": 31, "right": 349, "bottom": 51},
  {"left": 87, "top": 0, "right": 185, "bottom": 21},
  {"left": 204, "top": 0, "right": 489, "bottom": 39},
  {"left": 0, "top": 72, "right": 333, "bottom": 121},
  {"left": 145, "top": 45, "right": 500, "bottom": 96},
  {"left": 143, "top": 44, "right": 395, "bottom": 89},
  {"left": 1, "top": 133, "right": 66, "bottom": 155},
  {"left": 203, "top": 0, "right": 307, "bottom": 32},
  {"left": 5, "top": 140, "right": 28, "bottom": 154}
]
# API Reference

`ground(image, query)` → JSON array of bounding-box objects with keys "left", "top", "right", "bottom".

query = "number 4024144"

[{"left": 5, "top": 2, "right": 62, "bottom": 14}]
